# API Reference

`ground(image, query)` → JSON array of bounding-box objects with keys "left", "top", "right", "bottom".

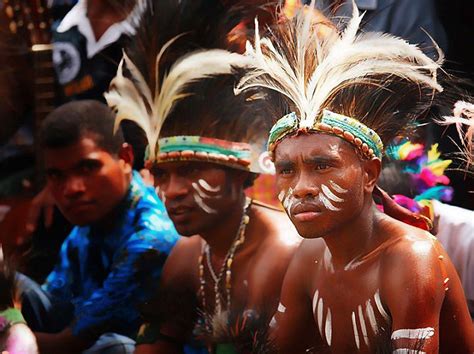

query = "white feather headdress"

[
  {"left": 235, "top": 0, "right": 444, "bottom": 146},
  {"left": 104, "top": 43, "right": 250, "bottom": 162}
]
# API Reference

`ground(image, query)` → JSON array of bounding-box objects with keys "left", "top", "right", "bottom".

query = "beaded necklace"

[{"left": 198, "top": 197, "right": 252, "bottom": 322}]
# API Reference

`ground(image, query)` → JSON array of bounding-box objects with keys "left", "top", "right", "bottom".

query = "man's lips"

[
  {"left": 65, "top": 200, "right": 95, "bottom": 213},
  {"left": 290, "top": 202, "right": 322, "bottom": 222},
  {"left": 167, "top": 205, "right": 194, "bottom": 220}
]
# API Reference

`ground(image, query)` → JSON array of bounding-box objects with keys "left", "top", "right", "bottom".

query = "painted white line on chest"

[{"left": 391, "top": 327, "right": 435, "bottom": 340}]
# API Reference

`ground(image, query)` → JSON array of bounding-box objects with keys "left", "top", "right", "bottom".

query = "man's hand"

[{"left": 24, "top": 185, "right": 55, "bottom": 237}]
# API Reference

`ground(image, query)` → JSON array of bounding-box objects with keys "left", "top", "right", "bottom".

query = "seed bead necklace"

[{"left": 198, "top": 197, "right": 252, "bottom": 320}]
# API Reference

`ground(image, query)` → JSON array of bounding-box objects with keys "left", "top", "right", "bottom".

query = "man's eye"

[
  {"left": 79, "top": 161, "right": 101, "bottom": 174},
  {"left": 277, "top": 168, "right": 293, "bottom": 175},
  {"left": 315, "top": 164, "right": 330, "bottom": 171},
  {"left": 46, "top": 171, "right": 63, "bottom": 182}
]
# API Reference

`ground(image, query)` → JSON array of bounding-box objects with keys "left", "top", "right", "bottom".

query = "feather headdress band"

[
  {"left": 105, "top": 46, "right": 250, "bottom": 163},
  {"left": 105, "top": 0, "right": 280, "bottom": 173},
  {"left": 235, "top": 0, "right": 444, "bottom": 159}
]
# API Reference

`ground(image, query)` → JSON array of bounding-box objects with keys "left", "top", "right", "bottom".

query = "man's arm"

[
  {"left": 383, "top": 234, "right": 474, "bottom": 353},
  {"left": 35, "top": 328, "right": 92, "bottom": 354},
  {"left": 135, "top": 237, "right": 201, "bottom": 353},
  {"left": 272, "top": 239, "right": 320, "bottom": 353}
]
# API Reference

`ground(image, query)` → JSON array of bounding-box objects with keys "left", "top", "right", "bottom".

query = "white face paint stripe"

[
  {"left": 392, "top": 349, "right": 427, "bottom": 354},
  {"left": 365, "top": 299, "right": 379, "bottom": 335},
  {"left": 358, "top": 305, "right": 369, "bottom": 347},
  {"left": 329, "top": 180, "right": 348, "bottom": 193},
  {"left": 391, "top": 328, "right": 435, "bottom": 340},
  {"left": 277, "top": 190, "right": 285, "bottom": 202},
  {"left": 374, "top": 290, "right": 391, "bottom": 323},
  {"left": 351, "top": 311, "right": 361, "bottom": 350},
  {"left": 321, "top": 184, "right": 344, "bottom": 203},
  {"left": 269, "top": 316, "right": 277, "bottom": 328},
  {"left": 325, "top": 308, "right": 332, "bottom": 347},
  {"left": 193, "top": 193, "right": 217, "bottom": 214},
  {"left": 319, "top": 193, "right": 341, "bottom": 211},
  {"left": 312, "top": 290, "right": 319, "bottom": 313},
  {"left": 283, "top": 187, "right": 295, "bottom": 211},
  {"left": 277, "top": 302, "right": 286, "bottom": 313},
  {"left": 198, "top": 179, "right": 221, "bottom": 192},
  {"left": 192, "top": 182, "right": 222, "bottom": 199},
  {"left": 317, "top": 297, "right": 324, "bottom": 337}
]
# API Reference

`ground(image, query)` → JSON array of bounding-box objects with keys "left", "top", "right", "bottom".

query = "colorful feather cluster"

[{"left": 387, "top": 141, "right": 453, "bottom": 218}]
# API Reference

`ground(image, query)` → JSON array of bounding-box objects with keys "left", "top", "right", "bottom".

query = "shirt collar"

[{"left": 56, "top": 0, "right": 140, "bottom": 58}]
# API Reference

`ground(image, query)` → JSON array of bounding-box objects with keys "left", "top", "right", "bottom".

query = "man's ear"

[
  {"left": 118, "top": 143, "right": 134, "bottom": 173},
  {"left": 363, "top": 157, "right": 381, "bottom": 193}
]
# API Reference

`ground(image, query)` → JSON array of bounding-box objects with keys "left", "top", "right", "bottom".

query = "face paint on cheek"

[
  {"left": 282, "top": 187, "right": 296, "bottom": 212},
  {"left": 193, "top": 192, "right": 218, "bottom": 214},
  {"left": 318, "top": 181, "right": 349, "bottom": 212},
  {"left": 198, "top": 179, "right": 221, "bottom": 192},
  {"left": 191, "top": 180, "right": 223, "bottom": 214}
]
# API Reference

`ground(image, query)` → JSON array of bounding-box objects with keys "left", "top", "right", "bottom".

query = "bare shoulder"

[
  {"left": 162, "top": 235, "right": 202, "bottom": 288},
  {"left": 251, "top": 202, "right": 302, "bottom": 253},
  {"left": 378, "top": 215, "right": 442, "bottom": 270}
]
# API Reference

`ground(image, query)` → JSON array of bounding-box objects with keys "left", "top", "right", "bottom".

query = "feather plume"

[
  {"left": 438, "top": 100, "right": 474, "bottom": 168},
  {"left": 236, "top": 0, "right": 444, "bottom": 144},
  {"left": 104, "top": 0, "right": 277, "bottom": 161},
  {"left": 105, "top": 15, "right": 251, "bottom": 161}
]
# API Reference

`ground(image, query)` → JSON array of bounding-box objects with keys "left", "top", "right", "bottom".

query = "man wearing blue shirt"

[{"left": 19, "top": 100, "right": 179, "bottom": 353}]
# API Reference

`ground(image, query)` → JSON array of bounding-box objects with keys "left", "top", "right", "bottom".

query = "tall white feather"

[
  {"left": 235, "top": 0, "right": 443, "bottom": 129},
  {"left": 105, "top": 40, "right": 251, "bottom": 161}
]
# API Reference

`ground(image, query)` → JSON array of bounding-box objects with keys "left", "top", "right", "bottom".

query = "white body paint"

[
  {"left": 318, "top": 182, "right": 348, "bottom": 211},
  {"left": 391, "top": 327, "right": 435, "bottom": 340},
  {"left": 312, "top": 288, "right": 392, "bottom": 351},
  {"left": 191, "top": 179, "right": 223, "bottom": 214},
  {"left": 278, "top": 302, "right": 287, "bottom": 313},
  {"left": 392, "top": 350, "right": 426, "bottom": 354}
]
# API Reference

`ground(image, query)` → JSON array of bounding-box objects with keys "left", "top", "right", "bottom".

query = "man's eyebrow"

[
  {"left": 302, "top": 155, "right": 338, "bottom": 164},
  {"left": 274, "top": 160, "right": 294, "bottom": 169},
  {"left": 45, "top": 167, "right": 61, "bottom": 175}
]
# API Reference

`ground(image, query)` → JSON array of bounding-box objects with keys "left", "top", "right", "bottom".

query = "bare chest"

[{"left": 309, "top": 259, "right": 392, "bottom": 353}]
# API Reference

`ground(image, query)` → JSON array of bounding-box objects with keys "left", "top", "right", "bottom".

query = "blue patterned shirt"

[{"left": 43, "top": 172, "right": 179, "bottom": 338}]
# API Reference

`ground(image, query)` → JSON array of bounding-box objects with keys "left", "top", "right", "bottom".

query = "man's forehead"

[
  {"left": 44, "top": 138, "right": 108, "bottom": 169},
  {"left": 275, "top": 133, "right": 347, "bottom": 160}
]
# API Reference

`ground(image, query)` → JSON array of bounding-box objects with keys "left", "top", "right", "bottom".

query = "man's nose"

[
  {"left": 292, "top": 171, "right": 320, "bottom": 199},
  {"left": 63, "top": 175, "right": 86, "bottom": 198},
  {"left": 163, "top": 174, "right": 188, "bottom": 200}
]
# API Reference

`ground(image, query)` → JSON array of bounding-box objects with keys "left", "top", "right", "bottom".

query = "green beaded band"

[
  {"left": 145, "top": 136, "right": 253, "bottom": 170},
  {"left": 267, "top": 110, "right": 384, "bottom": 159},
  {"left": 0, "top": 307, "right": 26, "bottom": 332}
]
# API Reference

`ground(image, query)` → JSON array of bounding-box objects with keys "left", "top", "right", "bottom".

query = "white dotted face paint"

[
  {"left": 277, "top": 302, "right": 286, "bottom": 313},
  {"left": 191, "top": 179, "right": 222, "bottom": 214}
]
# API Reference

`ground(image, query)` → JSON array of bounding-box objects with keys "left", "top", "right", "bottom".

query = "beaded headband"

[
  {"left": 268, "top": 110, "right": 384, "bottom": 159},
  {"left": 144, "top": 136, "right": 253, "bottom": 171}
]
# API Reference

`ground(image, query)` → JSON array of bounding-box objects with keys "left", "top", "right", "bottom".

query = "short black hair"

[{"left": 39, "top": 100, "right": 124, "bottom": 154}]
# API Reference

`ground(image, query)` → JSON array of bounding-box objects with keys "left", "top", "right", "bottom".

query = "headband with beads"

[
  {"left": 145, "top": 136, "right": 253, "bottom": 171},
  {"left": 267, "top": 110, "right": 384, "bottom": 160}
]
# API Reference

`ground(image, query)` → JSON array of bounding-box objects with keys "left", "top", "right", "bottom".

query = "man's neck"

[
  {"left": 322, "top": 202, "right": 380, "bottom": 270},
  {"left": 86, "top": 1, "right": 134, "bottom": 40},
  {"left": 200, "top": 195, "right": 248, "bottom": 259}
]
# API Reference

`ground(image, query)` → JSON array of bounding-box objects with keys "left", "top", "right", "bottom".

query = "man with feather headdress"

[
  {"left": 104, "top": 1, "right": 302, "bottom": 353},
  {"left": 232, "top": 1, "right": 474, "bottom": 353}
]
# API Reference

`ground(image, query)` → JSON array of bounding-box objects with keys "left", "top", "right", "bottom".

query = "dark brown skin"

[
  {"left": 135, "top": 161, "right": 301, "bottom": 353},
  {"left": 271, "top": 133, "right": 474, "bottom": 353},
  {"left": 87, "top": 0, "right": 136, "bottom": 41},
  {"left": 37, "top": 137, "right": 133, "bottom": 353}
]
